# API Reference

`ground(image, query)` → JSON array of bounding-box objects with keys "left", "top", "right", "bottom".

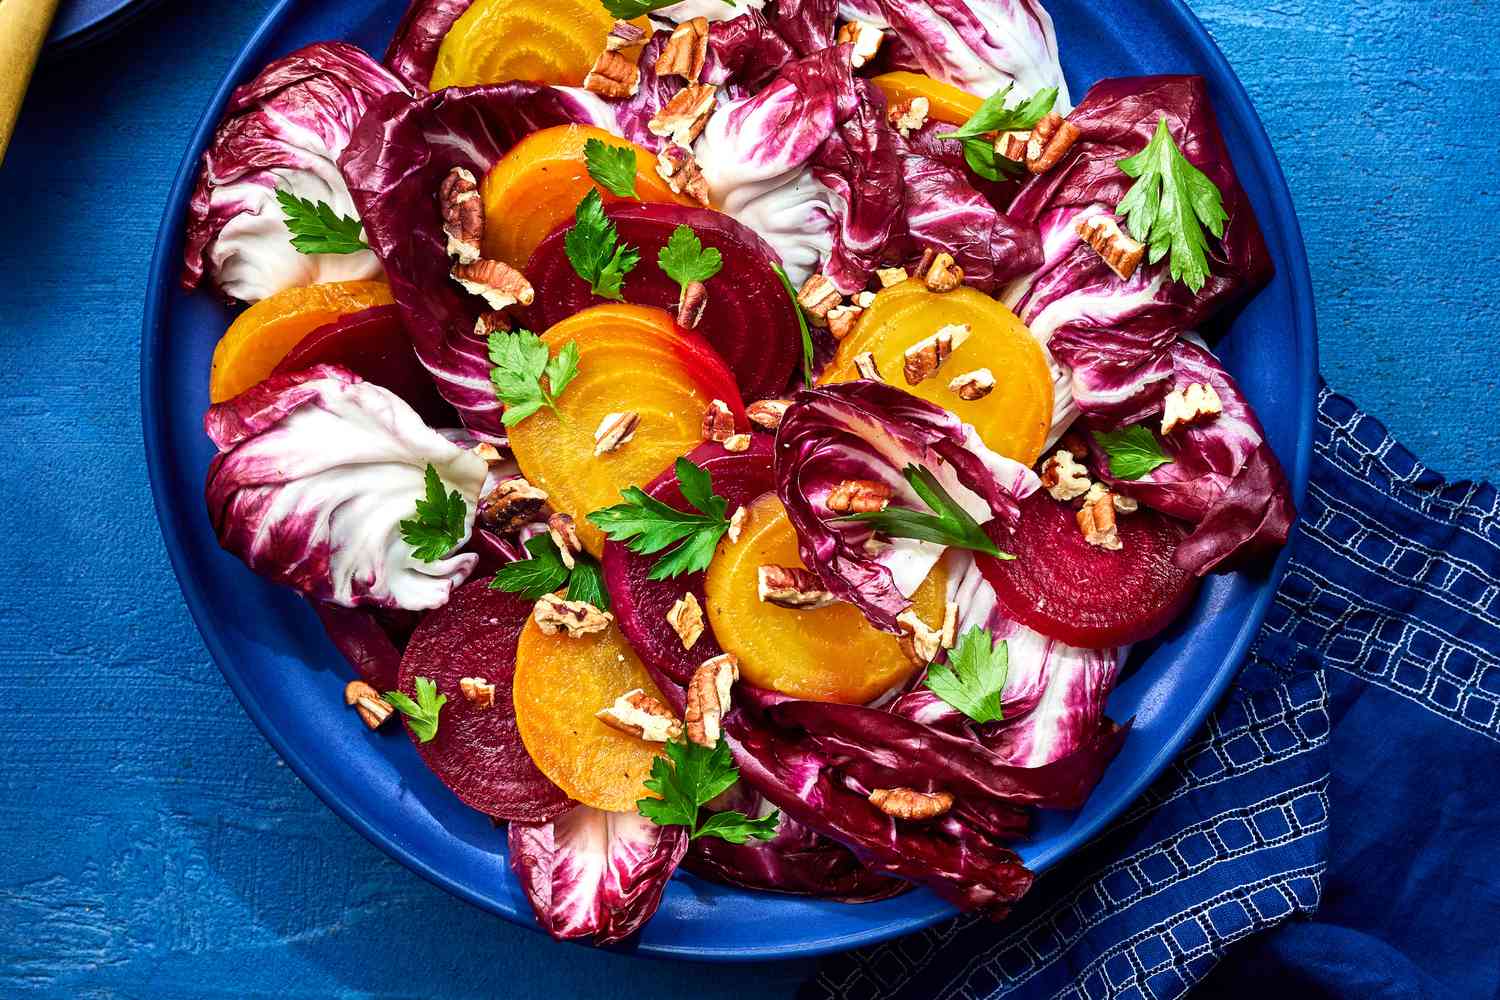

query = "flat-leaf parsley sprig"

[
  {"left": 1091, "top": 424, "right": 1172, "bottom": 481},
  {"left": 658, "top": 224, "right": 723, "bottom": 294},
  {"left": 276, "top": 189, "right": 370, "bottom": 255},
  {"left": 565, "top": 189, "right": 640, "bottom": 300},
  {"left": 587, "top": 457, "right": 730, "bottom": 580},
  {"left": 487, "top": 329, "right": 580, "bottom": 427},
  {"left": 603, "top": 0, "right": 735, "bottom": 18},
  {"left": 583, "top": 137, "right": 640, "bottom": 199},
  {"left": 400, "top": 464, "right": 468, "bottom": 562},
  {"left": 637, "top": 737, "right": 780, "bottom": 844},
  {"left": 385, "top": 676, "right": 446, "bottom": 742},
  {"left": 836, "top": 464, "right": 1011, "bottom": 559},
  {"left": 937, "top": 84, "right": 1058, "bottom": 181},
  {"left": 925, "top": 626, "right": 1009, "bottom": 723},
  {"left": 490, "top": 534, "right": 610, "bottom": 609},
  {"left": 1115, "top": 117, "right": 1228, "bottom": 293}
]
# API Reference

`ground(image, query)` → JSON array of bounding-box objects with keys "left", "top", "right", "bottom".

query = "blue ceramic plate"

[
  {"left": 47, "top": 0, "right": 158, "bottom": 52},
  {"left": 142, "top": 0, "right": 1317, "bottom": 961}
]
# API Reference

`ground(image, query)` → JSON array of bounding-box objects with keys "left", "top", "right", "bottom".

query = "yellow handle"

[{"left": 0, "top": 0, "right": 63, "bottom": 165}]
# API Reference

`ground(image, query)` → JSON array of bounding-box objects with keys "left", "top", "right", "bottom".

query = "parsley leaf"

[
  {"left": 604, "top": 0, "right": 735, "bottom": 17},
  {"left": 925, "top": 626, "right": 1008, "bottom": 723},
  {"left": 275, "top": 189, "right": 369, "bottom": 255},
  {"left": 587, "top": 457, "right": 730, "bottom": 580},
  {"left": 399, "top": 465, "right": 468, "bottom": 562},
  {"left": 937, "top": 84, "right": 1057, "bottom": 182},
  {"left": 490, "top": 534, "right": 612, "bottom": 609},
  {"left": 1115, "top": 117, "right": 1228, "bottom": 293},
  {"left": 637, "top": 737, "right": 780, "bottom": 844},
  {"left": 385, "top": 676, "right": 447, "bottom": 743},
  {"left": 658, "top": 225, "right": 724, "bottom": 294},
  {"left": 1092, "top": 425, "right": 1172, "bottom": 480},
  {"left": 488, "top": 329, "right": 580, "bottom": 426},
  {"left": 583, "top": 137, "right": 640, "bottom": 199},
  {"left": 564, "top": 189, "right": 640, "bottom": 300},
  {"left": 771, "top": 262, "right": 816, "bottom": 386},
  {"left": 837, "top": 464, "right": 1012, "bottom": 559}
]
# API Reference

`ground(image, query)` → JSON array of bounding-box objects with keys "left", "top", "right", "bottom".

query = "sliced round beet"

[
  {"left": 526, "top": 203, "right": 803, "bottom": 400},
  {"left": 397, "top": 580, "right": 572, "bottom": 822},
  {"left": 273, "top": 304, "right": 455, "bottom": 427},
  {"left": 978, "top": 491, "right": 1199, "bottom": 649},
  {"left": 603, "top": 435, "right": 778, "bottom": 690}
]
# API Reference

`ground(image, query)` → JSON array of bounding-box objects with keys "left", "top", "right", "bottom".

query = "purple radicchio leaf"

[
  {"left": 204, "top": 365, "right": 487, "bottom": 610},
  {"left": 508, "top": 804, "right": 689, "bottom": 945},
  {"left": 383, "top": 0, "right": 474, "bottom": 92},
  {"left": 182, "top": 42, "right": 407, "bottom": 302}
]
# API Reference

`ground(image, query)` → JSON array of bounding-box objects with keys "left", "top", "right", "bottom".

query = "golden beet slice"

[
  {"left": 430, "top": 0, "right": 648, "bottom": 90},
  {"left": 870, "top": 71, "right": 983, "bottom": 128}
]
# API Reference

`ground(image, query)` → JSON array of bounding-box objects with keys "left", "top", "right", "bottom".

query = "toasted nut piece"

[
  {"left": 921, "top": 251, "right": 964, "bottom": 292},
  {"left": 1077, "top": 489, "right": 1122, "bottom": 551},
  {"left": 746, "top": 398, "right": 791, "bottom": 430},
  {"left": 853, "top": 290, "right": 877, "bottom": 308},
  {"left": 452, "top": 259, "right": 535, "bottom": 311},
  {"left": 439, "top": 166, "right": 483, "bottom": 264},
  {"left": 826, "top": 303, "right": 864, "bottom": 341},
  {"left": 344, "top": 680, "right": 394, "bottom": 730},
  {"left": 854, "top": 351, "right": 882, "bottom": 381},
  {"left": 727, "top": 505, "right": 748, "bottom": 543},
  {"left": 825, "top": 478, "right": 892, "bottom": 514},
  {"left": 888, "top": 96, "right": 929, "bottom": 136},
  {"left": 869, "top": 787, "right": 954, "bottom": 820},
  {"left": 478, "top": 477, "right": 548, "bottom": 532},
  {"left": 796, "top": 273, "right": 842, "bottom": 327},
  {"left": 685, "top": 653, "right": 739, "bottom": 746},
  {"left": 913, "top": 247, "right": 936, "bottom": 278},
  {"left": 534, "top": 593, "right": 614, "bottom": 637},
  {"left": 939, "top": 602, "right": 958, "bottom": 650},
  {"left": 655, "top": 16, "right": 709, "bottom": 82},
  {"left": 1039, "top": 450, "right": 1091, "bottom": 502},
  {"left": 1026, "top": 112, "right": 1081, "bottom": 174},
  {"left": 701, "top": 398, "right": 736, "bottom": 443},
  {"left": 474, "top": 309, "right": 511, "bottom": 337},
  {"left": 597, "top": 688, "right": 682, "bottom": 742},
  {"left": 948, "top": 367, "right": 995, "bottom": 400},
  {"left": 459, "top": 676, "right": 497, "bottom": 709},
  {"left": 896, "top": 609, "right": 943, "bottom": 666},
  {"left": 648, "top": 84, "right": 716, "bottom": 146},
  {"left": 594, "top": 411, "right": 640, "bottom": 455},
  {"left": 876, "top": 266, "right": 909, "bottom": 288},
  {"left": 1161, "top": 382, "right": 1223, "bottom": 435},
  {"left": 677, "top": 279, "right": 709, "bottom": 328},
  {"left": 721, "top": 433, "right": 751, "bottom": 453},
  {"left": 1114, "top": 493, "right": 1139, "bottom": 514},
  {"left": 584, "top": 49, "right": 641, "bottom": 99},
  {"left": 1058, "top": 428, "right": 1091, "bottom": 460},
  {"left": 1075, "top": 214, "right": 1146, "bottom": 281},
  {"left": 547, "top": 512, "right": 582, "bottom": 570},
  {"left": 836, "top": 20, "right": 884, "bottom": 69},
  {"left": 903, "top": 323, "right": 970, "bottom": 385},
  {"left": 606, "top": 19, "right": 648, "bottom": 51},
  {"left": 666, "top": 592, "right": 706, "bottom": 650},
  {"left": 757, "top": 565, "right": 838, "bottom": 609},
  {"left": 656, "top": 145, "right": 710, "bottom": 206},
  {"left": 996, "top": 130, "right": 1030, "bottom": 162},
  {"left": 471, "top": 442, "right": 502, "bottom": 463}
]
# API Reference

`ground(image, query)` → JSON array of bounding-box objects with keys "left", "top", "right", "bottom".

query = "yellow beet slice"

[{"left": 430, "top": 0, "right": 648, "bottom": 90}]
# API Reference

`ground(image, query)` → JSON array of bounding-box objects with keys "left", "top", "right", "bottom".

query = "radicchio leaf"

[{"left": 383, "top": 0, "right": 474, "bottom": 92}]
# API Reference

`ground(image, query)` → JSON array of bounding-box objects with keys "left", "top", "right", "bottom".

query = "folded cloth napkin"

[{"left": 803, "top": 386, "right": 1500, "bottom": 1000}]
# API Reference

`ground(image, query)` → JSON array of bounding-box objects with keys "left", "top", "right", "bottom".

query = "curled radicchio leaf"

[{"left": 384, "top": 0, "right": 474, "bottom": 92}]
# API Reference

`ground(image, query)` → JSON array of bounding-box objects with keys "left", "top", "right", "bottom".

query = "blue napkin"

[{"left": 803, "top": 386, "right": 1500, "bottom": 1000}]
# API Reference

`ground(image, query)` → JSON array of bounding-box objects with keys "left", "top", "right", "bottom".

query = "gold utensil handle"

[{"left": 0, "top": 0, "right": 64, "bottom": 164}]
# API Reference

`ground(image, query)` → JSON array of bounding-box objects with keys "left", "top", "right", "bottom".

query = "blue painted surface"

[{"left": 0, "top": 0, "right": 1495, "bottom": 996}]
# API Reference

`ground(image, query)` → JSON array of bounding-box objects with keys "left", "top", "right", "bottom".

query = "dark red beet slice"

[
  {"left": 603, "top": 435, "right": 777, "bottom": 691},
  {"left": 272, "top": 304, "right": 455, "bottom": 427},
  {"left": 525, "top": 203, "right": 803, "bottom": 400},
  {"left": 397, "top": 580, "right": 572, "bottom": 822},
  {"left": 978, "top": 491, "right": 1199, "bottom": 649}
]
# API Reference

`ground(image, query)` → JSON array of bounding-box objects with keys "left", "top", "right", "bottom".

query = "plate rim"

[{"left": 140, "top": 0, "right": 1319, "bottom": 962}]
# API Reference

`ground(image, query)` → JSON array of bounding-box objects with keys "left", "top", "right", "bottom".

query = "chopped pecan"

[
  {"left": 826, "top": 302, "right": 864, "bottom": 341},
  {"left": 896, "top": 609, "right": 943, "bottom": 666},
  {"left": 656, "top": 144, "right": 710, "bottom": 206},
  {"left": 1076, "top": 488, "right": 1122, "bottom": 551},
  {"left": 835, "top": 20, "right": 884, "bottom": 69},
  {"left": 473, "top": 309, "right": 511, "bottom": 337},
  {"left": 1161, "top": 382, "right": 1223, "bottom": 435},
  {"left": 547, "top": 512, "right": 582, "bottom": 570},
  {"left": 701, "top": 398, "right": 736, "bottom": 443},
  {"left": 869, "top": 787, "right": 954, "bottom": 820},
  {"left": 746, "top": 398, "right": 791, "bottom": 431},
  {"left": 344, "top": 680, "right": 393, "bottom": 730},
  {"left": 439, "top": 166, "right": 483, "bottom": 264},
  {"left": 939, "top": 602, "right": 958, "bottom": 650},
  {"left": 605, "top": 19, "right": 648, "bottom": 51},
  {"left": 648, "top": 84, "right": 716, "bottom": 147},
  {"left": 825, "top": 478, "right": 891, "bottom": 514},
  {"left": 459, "top": 676, "right": 496, "bottom": 709},
  {"left": 920, "top": 250, "right": 964, "bottom": 292},
  {"left": 583, "top": 49, "right": 641, "bottom": 99},
  {"left": 655, "top": 16, "right": 709, "bottom": 82},
  {"left": 471, "top": 442, "right": 502, "bottom": 463},
  {"left": 1075, "top": 214, "right": 1145, "bottom": 281},
  {"left": 1026, "top": 112, "right": 1080, "bottom": 174},
  {"left": 597, "top": 688, "right": 682, "bottom": 742},
  {"left": 1058, "top": 428, "right": 1091, "bottom": 460},
  {"left": 876, "top": 266, "right": 909, "bottom": 288},
  {"left": 903, "top": 323, "right": 970, "bottom": 385},
  {"left": 854, "top": 351, "right": 882, "bottom": 381},
  {"left": 1039, "top": 450, "right": 1091, "bottom": 502},
  {"left": 757, "top": 565, "right": 837, "bottom": 609},
  {"left": 796, "top": 273, "right": 842, "bottom": 327},
  {"left": 478, "top": 477, "right": 548, "bottom": 533},
  {"left": 853, "top": 290, "right": 876, "bottom": 308},
  {"left": 1114, "top": 493, "right": 1139, "bottom": 514},
  {"left": 996, "top": 130, "right": 1030, "bottom": 162},
  {"left": 727, "top": 504, "right": 748, "bottom": 543},
  {"left": 533, "top": 593, "right": 614, "bottom": 637},
  {"left": 888, "top": 96, "right": 929, "bottom": 136},
  {"left": 677, "top": 279, "right": 709, "bottom": 328},
  {"left": 594, "top": 411, "right": 639, "bottom": 456},
  {"left": 452, "top": 259, "right": 535, "bottom": 311},
  {"left": 667, "top": 592, "right": 706, "bottom": 650},
  {"left": 721, "top": 433, "right": 751, "bottom": 453},
  {"left": 948, "top": 367, "right": 995, "bottom": 401},
  {"left": 685, "top": 653, "right": 739, "bottom": 747}
]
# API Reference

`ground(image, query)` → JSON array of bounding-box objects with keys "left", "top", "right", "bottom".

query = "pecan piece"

[
  {"left": 948, "top": 367, "right": 995, "bottom": 401},
  {"left": 344, "top": 680, "right": 393, "bottom": 730},
  {"left": 583, "top": 49, "right": 641, "bottom": 99},
  {"left": 684, "top": 653, "right": 738, "bottom": 747},
  {"left": 721, "top": 433, "right": 751, "bottom": 453},
  {"left": 459, "top": 676, "right": 496, "bottom": 709},
  {"left": 757, "top": 565, "right": 837, "bottom": 609},
  {"left": 677, "top": 279, "right": 709, "bottom": 328},
  {"left": 1039, "top": 450, "right": 1091, "bottom": 502},
  {"left": 939, "top": 602, "right": 959, "bottom": 650},
  {"left": 667, "top": 592, "right": 706, "bottom": 649},
  {"left": 888, "top": 96, "right": 929, "bottom": 136},
  {"left": 701, "top": 398, "right": 736, "bottom": 443},
  {"left": 594, "top": 411, "right": 639, "bottom": 455},
  {"left": 920, "top": 250, "right": 964, "bottom": 292},
  {"left": 533, "top": 593, "right": 614, "bottom": 637},
  {"left": 656, "top": 145, "right": 710, "bottom": 207},
  {"left": 605, "top": 19, "right": 648, "bottom": 51},
  {"left": 826, "top": 303, "right": 864, "bottom": 341},
  {"left": 746, "top": 398, "right": 791, "bottom": 431},
  {"left": 478, "top": 477, "right": 548, "bottom": 533},
  {"left": 869, "top": 787, "right": 954, "bottom": 820},
  {"left": 1161, "top": 382, "right": 1223, "bottom": 435},
  {"left": 1026, "top": 112, "right": 1081, "bottom": 174},
  {"left": 473, "top": 309, "right": 511, "bottom": 337},
  {"left": 876, "top": 266, "right": 908, "bottom": 288},
  {"left": 896, "top": 609, "right": 943, "bottom": 666},
  {"left": 825, "top": 478, "right": 891, "bottom": 514},
  {"left": 853, "top": 351, "right": 882, "bottom": 382},
  {"left": 1076, "top": 214, "right": 1146, "bottom": 281},
  {"left": 796, "top": 273, "right": 842, "bottom": 327},
  {"left": 903, "top": 323, "right": 971, "bottom": 385},
  {"left": 1077, "top": 488, "right": 1122, "bottom": 551},
  {"left": 727, "top": 504, "right": 748, "bottom": 543},
  {"left": 996, "top": 130, "right": 1030, "bottom": 162},
  {"left": 648, "top": 84, "right": 716, "bottom": 147},
  {"left": 597, "top": 689, "right": 682, "bottom": 743},
  {"left": 1058, "top": 428, "right": 1091, "bottom": 460},
  {"left": 439, "top": 166, "right": 483, "bottom": 264},
  {"left": 451, "top": 259, "right": 534, "bottom": 311},
  {"left": 547, "top": 512, "right": 582, "bottom": 570},
  {"left": 655, "top": 16, "right": 709, "bottom": 82},
  {"left": 835, "top": 20, "right": 884, "bottom": 69}
]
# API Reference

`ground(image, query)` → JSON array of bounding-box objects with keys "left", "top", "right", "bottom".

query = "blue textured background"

[{"left": 0, "top": 1, "right": 1495, "bottom": 996}]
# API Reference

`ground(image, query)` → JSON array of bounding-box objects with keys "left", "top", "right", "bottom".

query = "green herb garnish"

[
  {"left": 936, "top": 84, "right": 1058, "bottom": 181},
  {"left": 637, "top": 737, "right": 780, "bottom": 844},
  {"left": 275, "top": 189, "right": 370, "bottom": 255},
  {"left": 771, "top": 262, "right": 816, "bottom": 386},
  {"left": 658, "top": 224, "right": 724, "bottom": 295},
  {"left": 587, "top": 457, "right": 730, "bottom": 580},
  {"left": 399, "top": 465, "right": 468, "bottom": 562},
  {"left": 384, "top": 676, "right": 446, "bottom": 743},
  {"left": 1091, "top": 424, "right": 1172, "bottom": 480},
  {"left": 837, "top": 464, "right": 1011, "bottom": 559},
  {"left": 487, "top": 329, "right": 580, "bottom": 427},
  {"left": 490, "top": 534, "right": 611, "bottom": 609},
  {"left": 925, "top": 626, "right": 1008, "bottom": 723},
  {"left": 583, "top": 137, "right": 639, "bottom": 199},
  {"left": 564, "top": 189, "right": 640, "bottom": 300},
  {"left": 603, "top": 0, "right": 734, "bottom": 18},
  {"left": 1116, "top": 117, "right": 1228, "bottom": 292}
]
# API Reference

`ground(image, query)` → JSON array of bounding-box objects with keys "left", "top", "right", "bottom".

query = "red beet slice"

[
  {"left": 272, "top": 304, "right": 455, "bottom": 427},
  {"left": 978, "top": 491, "right": 1199, "bottom": 649},
  {"left": 603, "top": 435, "right": 777, "bottom": 692},
  {"left": 397, "top": 580, "right": 572, "bottom": 822},
  {"left": 525, "top": 203, "right": 803, "bottom": 400}
]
